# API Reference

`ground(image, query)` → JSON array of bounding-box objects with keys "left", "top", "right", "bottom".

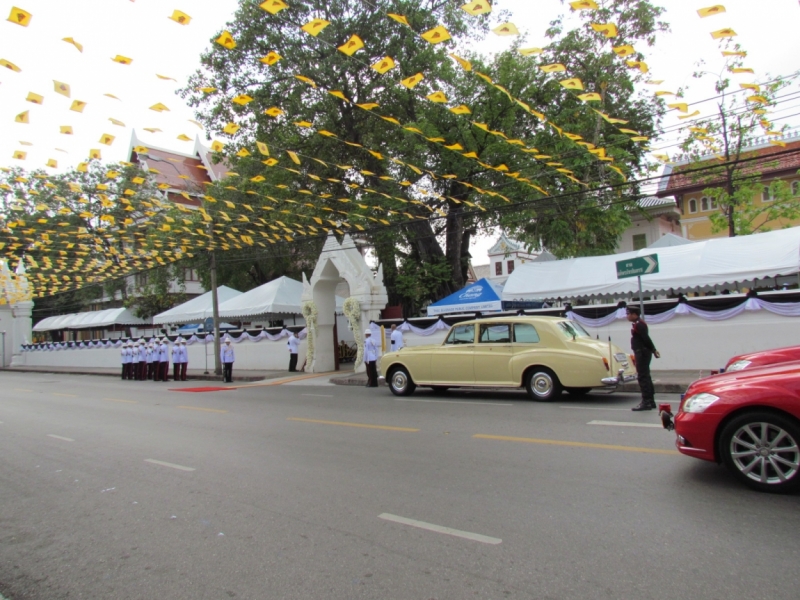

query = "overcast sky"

[{"left": 1, "top": 0, "right": 798, "bottom": 262}]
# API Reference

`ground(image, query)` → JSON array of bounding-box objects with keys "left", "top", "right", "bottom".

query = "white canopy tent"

[
  {"left": 152, "top": 285, "right": 241, "bottom": 325},
  {"left": 503, "top": 227, "right": 800, "bottom": 301},
  {"left": 33, "top": 307, "right": 147, "bottom": 332},
  {"left": 216, "top": 276, "right": 345, "bottom": 319}
]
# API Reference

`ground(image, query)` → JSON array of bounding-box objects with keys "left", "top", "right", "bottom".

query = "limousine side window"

[
  {"left": 445, "top": 324, "right": 475, "bottom": 345},
  {"left": 479, "top": 324, "right": 511, "bottom": 343},
  {"left": 513, "top": 323, "right": 540, "bottom": 343}
]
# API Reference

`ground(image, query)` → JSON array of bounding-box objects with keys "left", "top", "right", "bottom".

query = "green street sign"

[{"left": 616, "top": 254, "right": 659, "bottom": 279}]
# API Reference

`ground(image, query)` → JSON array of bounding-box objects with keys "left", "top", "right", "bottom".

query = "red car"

[
  {"left": 662, "top": 361, "right": 800, "bottom": 493},
  {"left": 724, "top": 345, "right": 800, "bottom": 372}
]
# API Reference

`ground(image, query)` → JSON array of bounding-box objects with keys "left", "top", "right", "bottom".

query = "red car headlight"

[{"left": 682, "top": 393, "right": 720, "bottom": 413}]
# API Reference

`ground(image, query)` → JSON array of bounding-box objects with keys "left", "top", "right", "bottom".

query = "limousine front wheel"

[
  {"left": 525, "top": 368, "right": 562, "bottom": 402},
  {"left": 388, "top": 366, "right": 416, "bottom": 397}
]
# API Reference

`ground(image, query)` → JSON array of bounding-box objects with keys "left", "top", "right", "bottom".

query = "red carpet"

[{"left": 169, "top": 386, "right": 237, "bottom": 392}]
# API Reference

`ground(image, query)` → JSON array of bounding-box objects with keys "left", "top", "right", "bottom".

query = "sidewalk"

[
  {"left": 2, "top": 365, "right": 286, "bottom": 383},
  {"left": 329, "top": 370, "right": 709, "bottom": 394}
]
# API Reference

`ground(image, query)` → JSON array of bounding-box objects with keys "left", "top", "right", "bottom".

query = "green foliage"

[
  {"left": 394, "top": 255, "right": 452, "bottom": 316},
  {"left": 124, "top": 264, "right": 187, "bottom": 320}
]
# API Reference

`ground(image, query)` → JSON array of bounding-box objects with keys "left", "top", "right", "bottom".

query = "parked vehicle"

[
  {"left": 724, "top": 345, "right": 800, "bottom": 372},
  {"left": 379, "top": 316, "right": 636, "bottom": 401},
  {"left": 662, "top": 361, "right": 800, "bottom": 493}
]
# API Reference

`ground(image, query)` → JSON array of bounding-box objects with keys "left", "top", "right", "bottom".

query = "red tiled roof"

[{"left": 659, "top": 138, "right": 800, "bottom": 196}]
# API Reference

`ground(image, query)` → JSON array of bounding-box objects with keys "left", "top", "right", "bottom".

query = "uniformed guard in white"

[
  {"left": 146, "top": 341, "right": 155, "bottom": 380},
  {"left": 120, "top": 342, "right": 129, "bottom": 380},
  {"left": 137, "top": 341, "right": 147, "bottom": 380},
  {"left": 221, "top": 339, "right": 235, "bottom": 382},
  {"left": 171, "top": 340, "right": 182, "bottom": 382},
  {"left": 364, "top": 329, "right": 380, "bottom": 388},
  {"left": 390, "top": 324, "right": 404, "bottom": 352},
  {"left": 287, "top": 331, "right": 300, "bottom": 372},
  {"left": 177, "top": 339, "right": 188, "bottom": 381},
  {"left": 157, "top": 338, "right": 169, "bottom": 381}
]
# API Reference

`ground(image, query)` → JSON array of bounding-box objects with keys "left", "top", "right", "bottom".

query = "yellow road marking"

[
  {"left": 473, "top": 434, "right": 680, "bottom": 455},
  {"left": 233, "top": 371, "right": 340, "bottom": 388},
  {"left": 14, "top": 388, "right": 32, "bottom": 392},
  {"left": 288, "top": 417, "right": 418, "bottom": 432},
  {"left": 103, "top": 398, "right": 138, "bottom": 404},
  {"left": 178, "top": 405, "right": 229, "bottom": 414},
  {"left": 52, "top": 393, "right": 77, "bottom": 398}
]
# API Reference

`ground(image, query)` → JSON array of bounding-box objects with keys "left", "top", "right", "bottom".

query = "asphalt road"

[{"left": 1, "top": 371, "right": 798, "bottom": 600}]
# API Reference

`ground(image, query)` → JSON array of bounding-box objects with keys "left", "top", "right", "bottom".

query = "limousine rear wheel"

[
  {"left": 525, "top": 368, "right": 562, "bottom": 402},
  {"left": 388, "top": 366, "right": 416, "bottom": 397}
]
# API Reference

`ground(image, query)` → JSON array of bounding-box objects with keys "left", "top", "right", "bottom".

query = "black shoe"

[{"left": 632, "top": 402, "right": 656, "bottom": 411}]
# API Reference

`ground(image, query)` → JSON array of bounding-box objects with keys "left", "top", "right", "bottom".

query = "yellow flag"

[
  {"left": 59, "top": 125, "right": 73, "bottom": 134},
  {"left": 338, "top": 35, "right": 364, "bottom": 56},
  {"left": 168, "top": 9, "right": 191, "bottom": 24},
  {"left": 710, "top": 28, "right": 736, "bottom": 39},
  {"left": 259, "top": 0, "right": 288, "bottom": 14},
  {"left": 570, "top": 0, "right": 598, "bottom": 9},
  {"left": 301, "top": 19, "right": 330, "bottom": 36},
  {"left": 449, "top": 53, "right": 472, "bottom": 71},
  {"left": 730, "top": 67, "right": 754, "bottom": 74},
  {"left": 697, "top": 5, "right": 726, "bottom": 18},
  {"left": 294, "top": 75, "right": 317, "bottom": 87},
  {"left": 150, "top": 103, "right": 170, "bottom": 112},
  {"left": 387, "top": 13, "right": 409, "bottom": 26},
  {"left": 232, "top": 94, "right": 254, "bottom": 105},
  {"left": 401, "top": 73, "right": 424, "bottom": 88},
  {"left": 427, "top": 91, "right": 448, "bottom": 103},
  {"left": 70, "top": 100, "right": 87, "bottom": 112},
  {"left": 577, "top": 92, "right": 602, "bottom": 102},
  {"left": 626, "top": 60, "right": 649, "bottom": 73},
  {"left": 450, "top": 105, "right": 472, "bottom": 114},
  {"left": 722, "top": 50, "right": 746, "bottom": 57},
  {"left": 12, "top": 150, "right": 27, "bottom": 160},
  {"left": 46, "top": 159, "right": 57, "bottom": 168},
  {"left": 211, "top": 140, "right": 225, "bottom": 152},
  {"left": 518, "top": 47, "right": 544, "bottom": 56},
  {"left": 613, "top": 45, "right": 635, "bottom": 57},
  {"left": 53, "top": 80, "right": 71, "bottom": 97},
  {"left": 287, "top": 150, "right": 301, "bottom": 164},
  {"left": 590, "top": 23, "right": 618, "bottom": 38},
  {"left": 156, "top": 74, "right": 176, "bottom": 81},
  {"left": 264, "top": 106, "right": 284, "bottom": 117},
  {"left": 216, "top": 31, "right": 236, "bottom": 49},
  {"left": 111, "top": 55, "right": 133, "bottom": 65},
  {"left": 540, "top": 63, "right": 566, "bottom": 73},
  {"left": 223, "top": 122, "right": 240, "bottom": 134},
  {"left": 25, "top": 92, "right": 43, "bottom": 104},
  {"left": 492, "top": 22, "right": 519, "bottom": 36},
  {"left": 421, "top": 26, "right": 451, "bottom": 44},
  {"left": 62, "top": 37, "right": 83, "bottom": 52},
  {"left": 461, "top": 0, "right": 491, "bottom": 15},
  {"left": 256, "top": 141, "right": 270, "bottom": 156},
  {"left": 89, "top": 149, "right": 102, "bottom": 160},
  {"left": 98, "top": 133, "right": 115, "bottom": 146},
  {"left": 0, "top": 59, "right": 21, "bottom": 72},
  {"left": 371, "top": 57, "right": 396, "bottom": 73},
  {"left": 260, "top": 52, "right": 282, "bottom": 65},
  {"left": 7, "top": 6, "right": 31, "bottom": 26},
  {"left": 667, "top": 102, "right": 688, "bottom": 112},
  {"left": 560, "top": 78, "right": 584, "bottom": 90}
]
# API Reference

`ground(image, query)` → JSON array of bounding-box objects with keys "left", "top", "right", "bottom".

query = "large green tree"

[{"left": 181, "top": 0, "right": 668, "bottom": 312}]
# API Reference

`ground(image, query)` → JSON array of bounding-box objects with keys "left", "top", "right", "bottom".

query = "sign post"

[{"left": 616, "top": 254, "right": 659, "bottom": 316}]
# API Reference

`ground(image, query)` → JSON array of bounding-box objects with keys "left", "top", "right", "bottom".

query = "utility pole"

[{"left": 209, "top": 251, "right": 222, "bottom": 376}]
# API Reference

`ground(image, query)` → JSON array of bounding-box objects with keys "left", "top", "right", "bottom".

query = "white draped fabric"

[{"left": 566, "top": 298, "right": 800, "bottom": 328}]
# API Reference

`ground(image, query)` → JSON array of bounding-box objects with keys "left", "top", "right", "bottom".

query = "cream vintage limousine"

[{"left": 379, "top": 316, "right": 636, "bottom": 400}]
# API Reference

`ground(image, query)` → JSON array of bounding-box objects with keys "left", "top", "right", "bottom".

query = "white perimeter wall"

[{"left": 19, "top": 311, "right": 799, "bottom": 373}]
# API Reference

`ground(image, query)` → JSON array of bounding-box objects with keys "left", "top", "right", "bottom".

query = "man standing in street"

[
  {"left": 178, "top": 339, "right": 188, "bottom": 381},
  {"left": 364, "top": 329, "right": 379, "bottom": 388},
  {"left": 627, "top": 306, "right": 660, "bottom": 411},
  {"left": 120, "top": 342, "right": 129, "bottom": 380},
  {"left": 172, "top": 339, "right": 182, "bottom": 382},
  {"left": 389, "top": 324, "right": 404, "bottom": 353},
  {"left": 221, "top": 339, "right": 235, "bottom": 383},
  {"left": 137, "top": 341, "right": 147, "bottom": 381},
  {"left": 157, "top": 338, "right": 170, "bottom": 382},
  {"left": 287, "top": 331, "right": 299, "bottom": 372},
  {"left": 146, "top": 341, "right": 156, "bottom": 380}
]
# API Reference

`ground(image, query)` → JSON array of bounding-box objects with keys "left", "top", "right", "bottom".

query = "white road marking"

[
  {"left": 144, "top": 459, "right": 195, "bottom": 472},
  {"left": 588, "top": 420, "right": 662, "bottom": 428},
  {"left": 393, "top": 398, "right": 513, "bottom": 406},
  {"left": 379, "top": 513, "right": 502, "bottom": 545},
  {"left": 560, "top": 406, "right": 632, "bottom": 411},
  {"left": 301, "top": 394, "right": 334, "bottom": 398},
  {"left": 47, "top": 434, "right": 75, "bottom": 442}
]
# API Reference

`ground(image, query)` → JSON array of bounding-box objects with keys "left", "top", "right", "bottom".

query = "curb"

[
  {"left": 1, "top": 368, "right": 264, "bottom": 382},
  {"left": 330, "top": 376, "right": 686, "bottom": 394}
]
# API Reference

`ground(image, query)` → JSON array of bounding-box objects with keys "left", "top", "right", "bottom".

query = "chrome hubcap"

[
  {"left": 730, "top": 422, "right": 800, "bottom": 485},
  {"left": 531, "top": 372, "right": 553, "bottom": 398},
  {"left": 391, "top": 371, "right": 408, "bottom": 393}
]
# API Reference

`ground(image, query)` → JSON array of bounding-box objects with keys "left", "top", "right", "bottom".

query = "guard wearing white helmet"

[
  {"left": 220, "top": 339, "right": 235, "bottom": 383},
  {"left": 157, "top": 338, "right": 170, "bottom": 381},
  {"left": 364, "top": 328, "right": 380, "bottom": 388},
  {"left": 146, "top": 341, "right": 156, "bottom": 380},
  {"left": 120, "top": 341, "right": 129, "bottom": 380},
  {"left": 137, "top": 341, "right": 147, "bottom": 380},
  {"left": 178, "top": 339, "right": 188, "bottom": 381}
]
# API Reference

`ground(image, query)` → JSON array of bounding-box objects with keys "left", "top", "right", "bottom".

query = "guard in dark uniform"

[{"left": 627, "top": 306, "right": 660, "bottom": 411}]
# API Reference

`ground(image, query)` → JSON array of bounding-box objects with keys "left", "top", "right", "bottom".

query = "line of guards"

[{"left": 120, "top": 338, "right": 188, "bottom": 382}]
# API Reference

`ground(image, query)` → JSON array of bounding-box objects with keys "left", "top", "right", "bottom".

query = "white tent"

[
  {"left": 503, "top": 226, "right": 800, "bottom": 300},
  {"left": 216, "top": 276, "right": 346, "bottom": 319},
  {"left": 33, "top": 307, "right": 147, "bottom": 331},
  {"left": 152, "top": 285, "right": 241, "bottom": 325}
]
